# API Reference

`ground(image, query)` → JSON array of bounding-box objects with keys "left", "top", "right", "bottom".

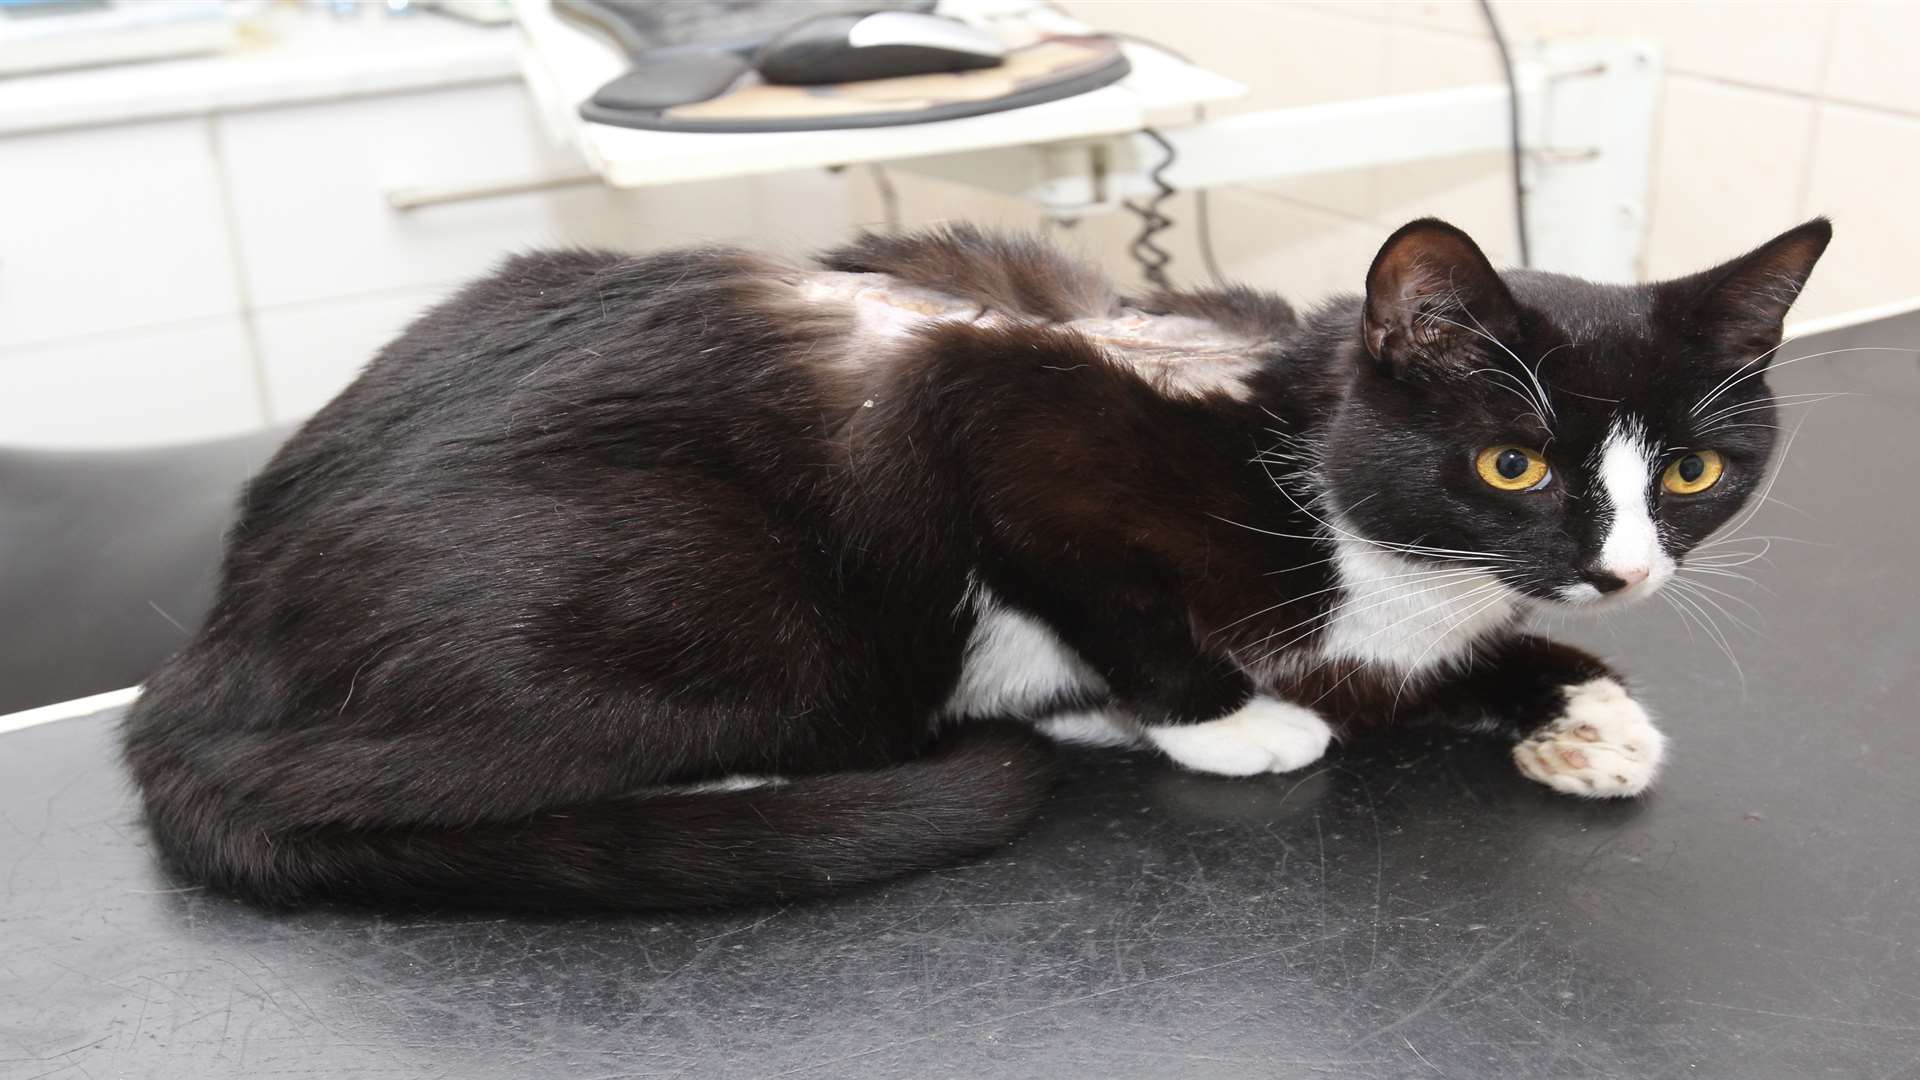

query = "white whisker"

[
  {"left": 1220, "top": 564, "right": 1489, "bottom": 633},
  {"left": 1304, "top": 580, "right": 1515, "bottom": 707},
  {"left": 1389, "top": 583, "right": 1531, "bottom": 711},
  {"left": 1241, "top": 568, "right": 1498, "bottom": 669},
  {"left": 1670, "top": 576, "right": 1764, "bottom": 628},
  {"left": 1665, "top": 585, "right": 1747, "bottom": 696},
  {"left": 1692, "top": 345, "right": 1915, "bottom": 417}
]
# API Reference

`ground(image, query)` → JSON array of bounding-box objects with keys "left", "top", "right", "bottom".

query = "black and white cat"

[{"left": 123, "top": 217, "right": 1830, "bottom": 909}]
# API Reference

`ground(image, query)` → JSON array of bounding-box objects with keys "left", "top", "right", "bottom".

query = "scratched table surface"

[{"left": 5, "top": 349, "right": 1919, "bottom": 1080}]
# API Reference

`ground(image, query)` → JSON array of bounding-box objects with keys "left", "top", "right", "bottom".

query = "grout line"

[
  {"left": 0, "top": 686, "right": 141, "bottom": 736},
  {"left": 0, "top": 312, "right": 243, "bottom": 358},
  {"left": 0, "top": 286, "right": 456, "bottom": 361},
  {"left": 1665, "top": 69, "right": 1920, "bottom": 124},
  {"left": 1348, "top": 10, "right": 1920, "bottom": 124},
  {"left": 1229, "top": 184, "right": 1379, "bottom": 227},
  {"left": 248, "top": 280, "right": 460, "bottom": 318}
]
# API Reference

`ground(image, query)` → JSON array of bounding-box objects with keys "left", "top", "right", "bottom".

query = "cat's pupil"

[
  {"left": 1677, "top": 454, "right": 1705, "bottom": 482},
  {"left": 1495, "top": 449, "right": 1530, "bottom": 480}
]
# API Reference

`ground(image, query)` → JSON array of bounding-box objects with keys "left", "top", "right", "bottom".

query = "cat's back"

[
  {"left": 193, "top": 243, "right": 867, "bottom": 665},
  {"left": 236, "top": 243, "right": 843, "bottom": 528},
  {"left": 133, "top": 242, "right": 881, "bottom": 748}
]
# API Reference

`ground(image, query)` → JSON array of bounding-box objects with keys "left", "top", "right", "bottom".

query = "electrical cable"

[
  {"left": 1477, "top": 0, "right": 1532, "bottom": 268},
  {"left": 867, "top": 164, "right": 902, "bottom": 233},
  {"left": 1123, "top": 128, "right": 1179, "bottom": 290},
  {"left": 1059, "top": 12, "right": 1228, "bottom": 287}
]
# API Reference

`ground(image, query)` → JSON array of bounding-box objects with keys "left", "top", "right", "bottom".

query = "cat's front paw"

[
  {"left": 1147, "top": 696, "right": 1333, "bottom": 777},
  {"left": 1514, "top": 678, "right": 1667, "bottom": 798}
]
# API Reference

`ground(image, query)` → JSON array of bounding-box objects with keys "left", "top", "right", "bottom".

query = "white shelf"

[{"left": 512, "top": 0, "right": 1245, "bottom": 189}]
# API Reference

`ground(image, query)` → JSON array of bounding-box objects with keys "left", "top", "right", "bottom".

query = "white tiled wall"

[
  {"left": 0, "top": 82, "right": 854, "bottom": 449},
  {"left": 858, "top": 0, "right": 1918, "bottom": 326},
  {"left": 6, "top": 2, "right": 1913, "bottom": 449}
]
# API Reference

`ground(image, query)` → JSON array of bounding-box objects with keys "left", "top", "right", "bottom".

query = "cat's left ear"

[
  {"left": 1677, "top": 217, "right": 1833, "bottom": 363},
  {"left": 1362, "top": 218, "right": 1523, "bottom": 379}
]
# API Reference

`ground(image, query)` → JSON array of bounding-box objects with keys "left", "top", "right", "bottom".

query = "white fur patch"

[
  {"left": 944, "top": 583, "right": 1104, "bottom": 720},
  {"left": 1594, "top": 418, "right": 1674, "bottom": 593},
  {"left": 1067, "top": 310, "right": 1262, "bottom": 401},
  {"left": 800, "top": 272, "right": 985, "bottom": 342},
  {"left": 1146, "top": 695, "right": 1333, "bottom": 777},
  {"left": 1313, "top": 540, "right": 1517, "bottom": 675},
  {"left": 1513, "top": 678, "right": 1666, "bottom": 797},
  {"left": 658, "top": 775, "right": 787, "bottom": 795},
  {"left": 795, "top": 272, "right": 1260, "bottom": 402},
  {"left": 1035, "top": 709, "right": 1140, "bottom": 748}
]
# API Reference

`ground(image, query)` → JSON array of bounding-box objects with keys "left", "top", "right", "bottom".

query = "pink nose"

[{"left": 1583, "top": 565, "right": 1649, "bottom": 594}]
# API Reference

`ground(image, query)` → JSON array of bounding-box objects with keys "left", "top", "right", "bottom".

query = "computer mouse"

[{"left": 754, "top": 11, "right": 1005, "bottom": 86}]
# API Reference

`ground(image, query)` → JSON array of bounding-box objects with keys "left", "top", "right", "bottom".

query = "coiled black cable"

[{"left": 1124, "top": 127, "right": 1179, "bottom": 289}]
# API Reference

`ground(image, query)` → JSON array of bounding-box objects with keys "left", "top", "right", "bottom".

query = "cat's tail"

[{"left": 151, "top": 723, "right": 1056, "bottom": 911}]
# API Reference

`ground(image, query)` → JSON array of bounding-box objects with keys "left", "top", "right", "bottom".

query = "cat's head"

[{"left": 1321, "top": 216, "right": 1831, "bottom": 608}]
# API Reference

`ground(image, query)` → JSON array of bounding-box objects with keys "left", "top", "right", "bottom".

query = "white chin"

[{"left": 1554, "top": 580, "right": 1660, "bottom": 609}]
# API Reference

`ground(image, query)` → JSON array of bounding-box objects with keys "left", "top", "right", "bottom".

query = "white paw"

[
  {"left": 1147, "top": 696, "right": 1333, "bottom": 777},
  {"left": 1035, "top": 709, "right": 1141, "bottom": 748},
  {"left": 1514, "top": 678, "right": 1667, "bottom": 798}
]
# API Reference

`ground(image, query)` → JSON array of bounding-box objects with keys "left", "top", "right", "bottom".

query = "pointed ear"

[
  {"left": 1680, "top": 218, "right": 1832, "bottom": 363},
  {"left": 1362, "top": 218, "right": 1521, "bottom": 378}
]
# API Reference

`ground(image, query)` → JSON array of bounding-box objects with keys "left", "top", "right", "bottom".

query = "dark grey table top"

[{"left": 4, "top": 348, "right": 1918, "bottom": 1080}]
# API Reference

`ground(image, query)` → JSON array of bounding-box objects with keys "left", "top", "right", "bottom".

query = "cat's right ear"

[
  {"left": 1362, "top": 218, "right": 1521, "bottom": 378},
  {"left": 1675, "top": 217, "right": 1832, "bottom": 364}
]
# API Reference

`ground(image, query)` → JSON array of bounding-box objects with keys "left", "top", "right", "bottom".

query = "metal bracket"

[{"left": 888, "top": 40, "right": 1661, "bottom": 282}]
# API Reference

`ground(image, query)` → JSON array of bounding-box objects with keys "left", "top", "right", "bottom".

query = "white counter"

[{"left": 0, "top": 6, "right": 517, "bottom": 137}]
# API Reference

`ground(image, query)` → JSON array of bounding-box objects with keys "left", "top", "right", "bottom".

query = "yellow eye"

[
  {"left": 1663, "top": 449, "right": 1725, "bottom": 495},
  {"left": 1475, "top": 445, "right": 1551, "bottom": 492}
]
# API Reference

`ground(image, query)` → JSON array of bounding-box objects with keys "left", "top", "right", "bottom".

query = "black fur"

[{"left": 122, "top": 218, "right": 1830, "bottom": 910}]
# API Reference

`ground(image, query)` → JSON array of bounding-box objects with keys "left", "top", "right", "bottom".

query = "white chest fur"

[
  {"left": 1314, "top": 542, "right": 1518, "bottom": 674},
  {"left": 942, "top": 582, "right": 1104, "bottom": 720}
]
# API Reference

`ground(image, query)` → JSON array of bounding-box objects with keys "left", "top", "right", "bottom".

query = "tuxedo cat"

[{"left": 123, "top": 216, "right": 1830, "bottom": 909}]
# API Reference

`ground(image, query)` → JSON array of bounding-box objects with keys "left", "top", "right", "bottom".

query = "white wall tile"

[
  {"left": 752, "top": 169, "right": 856, "bottom": 256},
  {"left": 1822, "top": 1, "right": 1920, "bottom": 118},
  {"left": 1385, "top": 0, "right": 1493, "bottom": 39},
  {"left": 0, "top": 318, "right": 262, "bottom": 450},
  {"left": 1062, "top": 0, "right": 1389, "bottom": 218},
  {"left": 254, "top": 286, "right": 453, "bottom": 422},
  {"left": 1369, "top": 27, "right": 1515, "bottom": 262},
  {"left": 1381, "top": 22, "right": 1499, "bottom": 92},
  {"left": 1589, "top": 2, "right": 1833, "bottom": 95},
  {"left": 1071, "top": 186, "right": 1380, "bottom": 300},
  {"left": 1295, "top": 2, "right": 1396, "bottom": 24},
  {"left": 1642, "top": 77, "right": 1814, "bottom": 285},
  {"left": 1375, "top": 151, "right": 1518, "bottom": 266},
  {"left": 845, "top": 167, "right": 1047, "bottom": 234},
  {"left": 1379, "top": 0, "right": 1592, "bottom": 41},
  {"left": 1485, "top": 0, "right": 1596, "bottom": 40},
  {"left": 1203, "top": 190, "right": 1383, "bottom": 301},
  {"left": 1799, "top": 103, "right": 1920, "bottom": 320}
]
